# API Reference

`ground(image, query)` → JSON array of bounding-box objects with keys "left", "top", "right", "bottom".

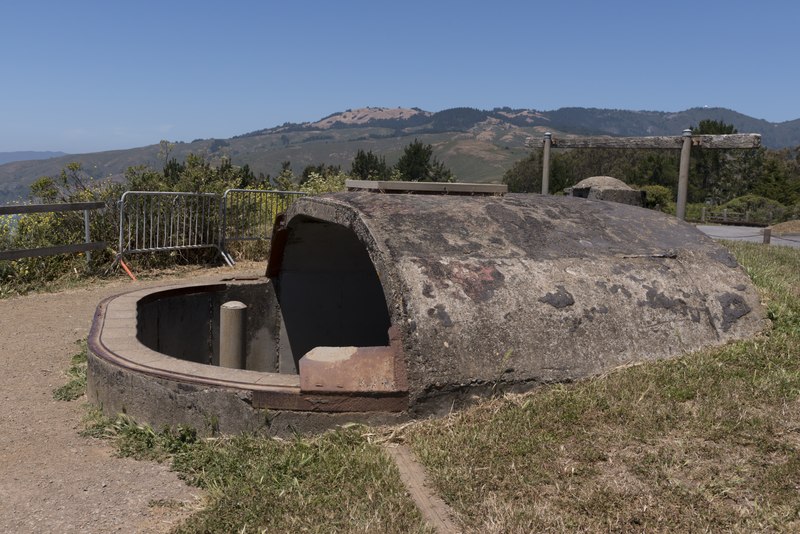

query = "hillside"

[{"left": 1, "top": 106, "right": 798, "bottom": 204}]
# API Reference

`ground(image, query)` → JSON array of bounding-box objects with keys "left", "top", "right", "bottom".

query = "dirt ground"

[{"left": 0, "top": 263, "right": 263, "bottom": 533}]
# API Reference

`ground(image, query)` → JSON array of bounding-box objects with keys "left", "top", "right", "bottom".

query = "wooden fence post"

[
  {"left": 676, "top": 129, "right": 692, "bottom": 220},
  {"left": 541, "top": 132, "right": 552, "bottom": 195}
]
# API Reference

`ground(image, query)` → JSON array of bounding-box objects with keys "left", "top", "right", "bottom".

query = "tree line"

[
  {"left": 274, "top": 138, "right": 454, "bottom": 190},
  {"left": 0, "top": 138, "right": 455, "bottom": 293}
]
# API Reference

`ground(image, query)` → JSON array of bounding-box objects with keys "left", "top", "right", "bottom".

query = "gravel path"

[{"left": 0, "top": 265, "right": 261, "bottom": 533}]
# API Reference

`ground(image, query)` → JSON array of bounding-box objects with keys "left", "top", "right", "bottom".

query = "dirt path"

[{"left": 0, "top": 264, "right": 262, "bottom": 533}]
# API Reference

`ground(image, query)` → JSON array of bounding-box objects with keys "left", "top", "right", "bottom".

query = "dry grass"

[
  {"left": 405, "top": 242, "right": 800, "bottom": 533},
  {"left": 772, "top": 219, "right": 800, "bottom": 236},
  {"left": 81, "top": 242, "right": 799, "bottom": 532}
]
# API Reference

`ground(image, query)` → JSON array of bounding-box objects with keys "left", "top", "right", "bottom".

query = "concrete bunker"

[
  {"left": 275, "top": 215, "right": 391, "bottom": 361},
  {"left": 566, "top": 176, "right": 646, "bottom": 206},
  {"left": 270, "top": 192, "right": 765, "bottom": 408},
  {"left": 88, "top": 190, "right": 766, "bottom": 434}
]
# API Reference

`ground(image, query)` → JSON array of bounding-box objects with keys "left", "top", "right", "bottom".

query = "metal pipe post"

[
  {"left": 220, "top": 301, "right": 247, "bottom": 369},
  {"left": 83, "top": 209, "right": 92, "bottom": 265},
  {"left": 677, "top": 129, "right": 692, "bottom": 220}
]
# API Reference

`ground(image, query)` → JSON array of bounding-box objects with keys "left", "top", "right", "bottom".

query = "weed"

[
  {"left": 148, "top": 498, "right": 185, "bottom": 510},
  {"left": 52, "top": 340, "right": 88, "bottom": 401},
  {"left": 491, "top": 349, "right": 513, "bottom": 396},
  {"left": 80, "top": 407, "right": 114, "bottom": 439},
  {"left": 104, "top": 415, "right": 198, "bottom": 463}
]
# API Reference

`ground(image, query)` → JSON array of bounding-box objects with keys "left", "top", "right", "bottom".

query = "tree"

[
  {"left": 692, "top": 119, "right": 737, "bottom": 135},
  {"left": 158, "top": 140, "right": 175, "bottom": 170},
  {"left": 689, "top": 119, "right": 739, "bottom": 203},
  {"left": 350, "top": 149, "right": 390, "bottom": 180},
  {"left": 502, "top": 149, "right": 542, "bottom": 193},
  {"left": 301, "top": 163, "right": 341, "bottom": 185},
  {"left": 394, "top": 139, "right": 454, "bottom": 182},
  {"left": 272, "top": 161, "right": 296, "bottom": 190},
  {"left": 29, "top": 162, "right": 94, "bottom": 202}
]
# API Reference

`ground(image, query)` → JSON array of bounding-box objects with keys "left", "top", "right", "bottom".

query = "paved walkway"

[{"left": 696, "top": 224, "right": 800, "bottom": 248}]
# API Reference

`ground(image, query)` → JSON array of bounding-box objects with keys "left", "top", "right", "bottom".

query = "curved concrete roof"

[
  {"left": 269, "top": 192, "right": 765, "bottom": 410},
  {"left": 573, "top": 176, "right": 634, "bottom": 190}
]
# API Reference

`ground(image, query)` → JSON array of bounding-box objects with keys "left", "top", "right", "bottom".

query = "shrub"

[
  {"left": 719, "top": 194, "right": 787, "bottom": 223},
  {"left": 298, "top": 171, "right": 348, "bottom": 195},
  {"left": 640, "top": 185, "right": 675, "bottom": 214}
]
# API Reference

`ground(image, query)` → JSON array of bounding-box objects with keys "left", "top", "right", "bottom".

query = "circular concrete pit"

[{"left": 88, "top": 191, "right": 767, "bottom": 435}]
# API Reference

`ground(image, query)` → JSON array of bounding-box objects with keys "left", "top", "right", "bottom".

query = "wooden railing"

[{"left": 0, "top": 201, "right": 107, "bottom": 263}]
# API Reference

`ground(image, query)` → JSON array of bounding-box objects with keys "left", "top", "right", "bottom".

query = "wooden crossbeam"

[
  {"left": 0, "top": 241, "right": 107, "bottom": 261},
  {"left": 549, "top": 133, "right": 760, "bottom": 150},
  {"left": 0, "top": 201, "right": 106, "bottom": 216}
]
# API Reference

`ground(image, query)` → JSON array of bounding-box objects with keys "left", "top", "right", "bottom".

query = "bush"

[
  {"left": 298, "top": 171, "right": 347, "bottom": 195},
  {"left": 719, "top": 195, "right": 787, "bottom": 223},
  {"left": 640, "top": 185, "right": 675, "bottom": 214},
  {"left": 1, "top": 156, "right": 270, "bottom": 296}
]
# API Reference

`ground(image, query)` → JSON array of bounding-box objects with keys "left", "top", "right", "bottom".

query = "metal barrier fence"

[
  {"left": 0, "top": 201, "right": 106, "bottom": 265},
  {"left": 221, "top": 189, "right": 306, "bottom": 260},
  {"left": 118, "top": 191, "right": 226, "bottom": 264},
  {"left": 117, "top": 189, "right": 306, "bottom": 266}
]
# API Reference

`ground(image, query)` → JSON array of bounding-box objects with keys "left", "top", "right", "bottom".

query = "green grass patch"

[
  {"left": 53, "top": 340, "right": 88, "bottom": 401},
  {"left": 171, "top": 429, "right": 431, "bottom": 534},
  {"left": 84, "top": 412, "right": 431, "bottom": 533},
  {"left": 405, "top": 242, "right": 800, "bottom": 532}
]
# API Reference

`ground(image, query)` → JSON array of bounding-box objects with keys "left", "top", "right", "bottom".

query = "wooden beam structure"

[
  {"left": 346, "top": 179, "right": 507, "bottom": 195},
  {"left": 538, "top": 132, "right": 762, "bottom": 220},
  {"left": 548, "top": 133, "right": 760, "bottom": 150}
]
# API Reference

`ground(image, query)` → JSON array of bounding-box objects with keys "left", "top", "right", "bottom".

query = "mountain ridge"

[
  {"left": 0, "top": 151, "right": 67, "bottom": 165},
  {"left": 235, "top": 106, "right": 799, "bottom": 146},
  {"left": 1, "top": 106, "right": 798, "bottom": 204}
]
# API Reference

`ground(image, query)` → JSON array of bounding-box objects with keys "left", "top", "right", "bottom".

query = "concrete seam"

[{"left": 383, "top": 443, "right": 460, "bottom": 534}]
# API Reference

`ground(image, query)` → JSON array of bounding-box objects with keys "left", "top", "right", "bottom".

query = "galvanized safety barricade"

[
  {"left": 117, "top": 191, "right": 229, "bottom": 265},
  {"left": 117, "top": 189, "right": 306, "bottom": 268},
  {"left": 221, "top": 189, "right": 306, "bottom": 263}
]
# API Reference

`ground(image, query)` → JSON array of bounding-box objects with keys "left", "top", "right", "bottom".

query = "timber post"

[
  {"left": 542, "top": 132, "right": 552, "bottom": 195},
  {"left": 676, "top": 129, "right": 692, "bottom": 220}
]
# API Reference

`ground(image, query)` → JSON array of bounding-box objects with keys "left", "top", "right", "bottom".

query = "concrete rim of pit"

[{"left": 87, "top": 281, "right": 407, "bottom": 414}]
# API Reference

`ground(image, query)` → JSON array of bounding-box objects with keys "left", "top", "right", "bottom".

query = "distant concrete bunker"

[
  {"left": 88, "top": 189, "right": 765, "bottom": 434},
  {"left": 566, "top": 175, "right": 646, "bottom": 206}
]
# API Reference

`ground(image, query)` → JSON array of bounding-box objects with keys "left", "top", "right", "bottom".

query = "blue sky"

[{"left": 1, "top": 0, "right": 797, "bottom": 153}]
